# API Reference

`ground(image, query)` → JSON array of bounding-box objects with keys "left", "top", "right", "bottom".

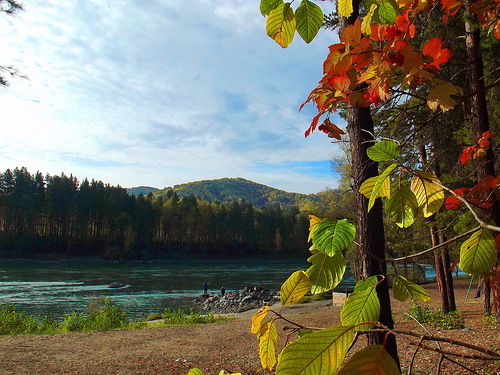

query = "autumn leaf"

[
  {"left": 318, "top": 119, "right": 346, "bottom": 140},
  {"left": 427, "top": 82, "right": 463, "bottom": 112},
  {"left": 266, "top": 3, "right": 296, "bottom": 48},
  {"left": 338, "top": 0, "right": 354, "bottom": 18},
  {"left": 444, "top": 188, "right": 468, "bottom": 210},
  {"left": 340, "top": 18, "right": 362, "bottom": 47},
  {"left": 423, "top": 37, "right": 453, "bottom": 70}
]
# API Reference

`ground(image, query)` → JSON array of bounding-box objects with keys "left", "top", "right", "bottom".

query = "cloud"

[{"left": 0, "top": 0, "right": 343, "bottom": 194}]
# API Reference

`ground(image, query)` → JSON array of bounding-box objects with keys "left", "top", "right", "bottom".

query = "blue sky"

[{"left": 0, "top": 1, "right": 345, "bottom": 194}]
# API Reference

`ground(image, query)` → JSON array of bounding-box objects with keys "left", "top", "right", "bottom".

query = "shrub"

[
  {"left": 406, "top": 303, "right": 465, "bottom": 330},
  {"left": 88, "top": 297, "right": 128, "bottom": 331},
  {"left": 0, "top": 304, "right": 57, "bottom": 335},
  {"left": 60, "top": 312, "right": 92, "bottom": 332}
]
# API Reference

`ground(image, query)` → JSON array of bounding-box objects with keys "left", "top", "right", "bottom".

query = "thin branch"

[
  {"left": 391, "top": 226, "right": 482, "bottom": 262},
  {"left": 432, "top": 179, "right": 500, "bottom": 233}
]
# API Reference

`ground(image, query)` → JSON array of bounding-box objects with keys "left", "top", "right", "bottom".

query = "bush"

[
  {"left": 88, "top": 296, "right": 128, "bottom": 331},
  {"left": 407, "top": 303, "right": 465, "bottom": 330},
  {"left": 60, "top": 312, "right": 92, "bottom": 332},
  {"left": 0, "top": 304, "right": 57, "bottom": 335}
]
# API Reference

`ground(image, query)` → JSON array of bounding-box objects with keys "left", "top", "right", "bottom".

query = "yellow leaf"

[
  {"left": 308, "top": 214, "right": 323, "bottom": 242},
  {"left": 360, "top": 175, "right": 388, "bottom": 199},
  {"left": 362, "top": 4, "right": 377, "bottom": 35},
  {"left": 266, "top": 3, "right": 296, "bottom": 48},
  {"left": 410, "top": 171, "right": 444, "bottom": 217},
  {"left": 427, "top": 82, "right": 463, "bottom": 112},
  {"left": 251, "top": 305, "right": 270, "bottom": 334},
  {"left": 338, "top": 0, "right": 354, "bottom": 18},
  {"left": 259, "top": 321, "right": 278, "bottom": 370},
  {"left": 280, "top": 270, "right": 312, "bottom": 305}
]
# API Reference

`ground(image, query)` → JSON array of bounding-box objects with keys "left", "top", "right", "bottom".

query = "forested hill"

[
  {"left": 126, "top": 186, "right": 160, "bottom": 196},
  {"left": 130, "top": 178, "right": 320, "bottom": 209}
]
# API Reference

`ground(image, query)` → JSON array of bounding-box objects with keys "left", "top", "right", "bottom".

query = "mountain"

[
  {"left": 126, "top": 186, "right": 161, "bottom": 195},
  {"left": 130, "top": 178, "right": 320, "bottom": 209}
]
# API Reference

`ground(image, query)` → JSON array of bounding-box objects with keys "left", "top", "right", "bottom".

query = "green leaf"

[
  {"left": 337, "top": 345, "right": 401, "bottom": 375},
  {"left": 341, "top": 276, "right": 380, "bottom": 331},
  {"left": 410, "top": 172, "right": 444, "bottom": 218},
  {"left": 392, "top": 275, "right": 430, "bottom": 302},
  {"left": 338, "top": 0, "right": 354, "bottom": 18},
  {"left": 385, "top": 185, "right": 418, "bottom": 228},
  {"left": 276, "top": 325, "right": 355, "bottom": 374},
  {"left": 187, "top": 369, "right": 203, "bottom": 375},
  {"left": 311, "top": 219, "right": 356, "bottom": 257},
  {"left": 354, "top": 275, "right": 378, "bottom": 292},
  {"left": 298, "top": 328, "right": 314, "bottom": 337},
  {"left": 260, "top": 0, "right": 284, "bottom": 16},
  {"left": 460, "top": 229, "right": 497, "bottom": 275},
  {"left": 367, "top": 163, "right": 398, "bottom": 211},
  {"left": 296, "top": 0, "right": 323, "bottom": 43},
  {"left": 259, "top": 320, "right": 278, "bottom": 370},
  {"left": 373, "top": 0, "right": 398, "bottom": 24},
  {"left": 306, "top": 251, "right": 346, "bottom": 294},
  {"left": 266, "top": 3, "right": 296, "bottom": 48},
  {"left": 367, "top": 140, "right": 399, "bottom": 162},
  {"left": 280, "top": 270, "right": 312, "bottom": 305}
]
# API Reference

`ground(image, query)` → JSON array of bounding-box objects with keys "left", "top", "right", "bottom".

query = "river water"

[{"left": 0, "top": 257, "right": 355, "bottom": 321}]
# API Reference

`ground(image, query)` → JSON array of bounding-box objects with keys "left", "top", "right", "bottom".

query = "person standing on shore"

[
  {"left": 220, "top": 287, "right": 225, "bottom": 296},
  {"left": 203, "top": 283, "right": 208, "bottom": 295}
]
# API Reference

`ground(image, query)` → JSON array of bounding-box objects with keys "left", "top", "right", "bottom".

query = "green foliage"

[
  {"left": 306, "top": 251, "right": 346, "bottom": 294},
  {"left": 392, "top": 275, "right": 431, "bottom": 302},
  {"left": 0, "top": 304, "right": 57, "bottom": 335},
  {"left": 89, "top": 297, "right": 129, "bottom": 331},
  {"left": 161, "top": 308, "right": 222, "bottom": 325},
  {"left": 160, "top": 177, "right": 319, "bottom": 209},
  {"left": 366, "top": 140, "right": 400, "bottom": 162},
  {"left": 459, "top": 229, "right": 497, "bottom": 275},
  {"left": 261, "top": 0, "right": 324, "bottom": 47},
  {"left": 407, "top": 303, "right": 465, "bottom": 330},
  {"left": 341, "top": 277, "right": 380, "bottom": 331},
  {"left": 276, "top": 325, "right": 355, "bottom": 374},
  {"left": 311, "top": 218, "right": 356, "bottom": 257},
  {"left": 60, "top": 312, "right": 92, "bottom": 332}
]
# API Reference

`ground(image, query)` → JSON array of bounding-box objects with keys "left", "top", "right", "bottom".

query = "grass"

[
  {"left": 406, "top": 302, "right": 465, "bottom": 330},
  {"left": 0, "top": 298, "right": 229, "bottom": 336}
]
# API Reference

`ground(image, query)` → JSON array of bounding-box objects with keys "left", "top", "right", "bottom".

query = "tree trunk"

[
  {"left": 347, "top": 105, "right": 399, "bottom": 367},
  {"left": 463, "top": 0, "right": 499, "bottom": 315},
  {"left": 431, "top": 226, "right": 450, "bottom": 312}
]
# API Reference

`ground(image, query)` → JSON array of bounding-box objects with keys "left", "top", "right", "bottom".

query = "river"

[{"left": 0, "top": 256, "right": 355, "bottom": 320}]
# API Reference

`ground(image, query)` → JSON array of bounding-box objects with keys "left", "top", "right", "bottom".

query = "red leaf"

[
  {"left": 423, "top": 37, "right": 453, "bottom": 70},
  {"left": 305, "top": 112, "right": 324, "bottom": 138},
  {"left": 445, "top": 195, "right": 463, "bottom": 210},
  {"left": 445, "top": 188, "right": 468, "bottom": 210},
  {"left": 495, "top": 234, "right": 500, "bottom": 250},
  {"left": 482, "top": 130, "right": 493, "bottom": 140},
  {"left": 460, "top": 147, "right": 473, "bottom": 164}
]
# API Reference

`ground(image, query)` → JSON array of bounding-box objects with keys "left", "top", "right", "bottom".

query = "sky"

[{"left": 0, "top": 0, "right": 345, "bottom": 195}]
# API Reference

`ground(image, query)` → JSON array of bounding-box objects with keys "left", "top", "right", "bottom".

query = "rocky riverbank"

[{"left": 196, "top": 286, "right": 279, "bottom": 313}]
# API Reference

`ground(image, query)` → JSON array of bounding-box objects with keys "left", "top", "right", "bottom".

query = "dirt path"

[{"left": 0, "top": 280, "right": 498, "bottom": 374}]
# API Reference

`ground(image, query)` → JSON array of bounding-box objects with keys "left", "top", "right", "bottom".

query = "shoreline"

[{"left": 0, "top": 280, "right": 499, "bottom": 374}]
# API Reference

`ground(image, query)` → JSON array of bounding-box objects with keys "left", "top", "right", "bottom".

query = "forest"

[{"left": 0, "top": 167, "right": 311, "bottom": 259}]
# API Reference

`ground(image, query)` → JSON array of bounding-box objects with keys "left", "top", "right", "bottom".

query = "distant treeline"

[{"left": 0, "top": 167, "right": 310, "bottom": 259}]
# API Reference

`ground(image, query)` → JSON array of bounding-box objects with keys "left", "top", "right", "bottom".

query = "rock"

[
  {"left": 108, "top": 282, "right": 127, "bottom": 288},
  {"left": 197, "top": 286, "right": 279, "bottom": 314}
]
